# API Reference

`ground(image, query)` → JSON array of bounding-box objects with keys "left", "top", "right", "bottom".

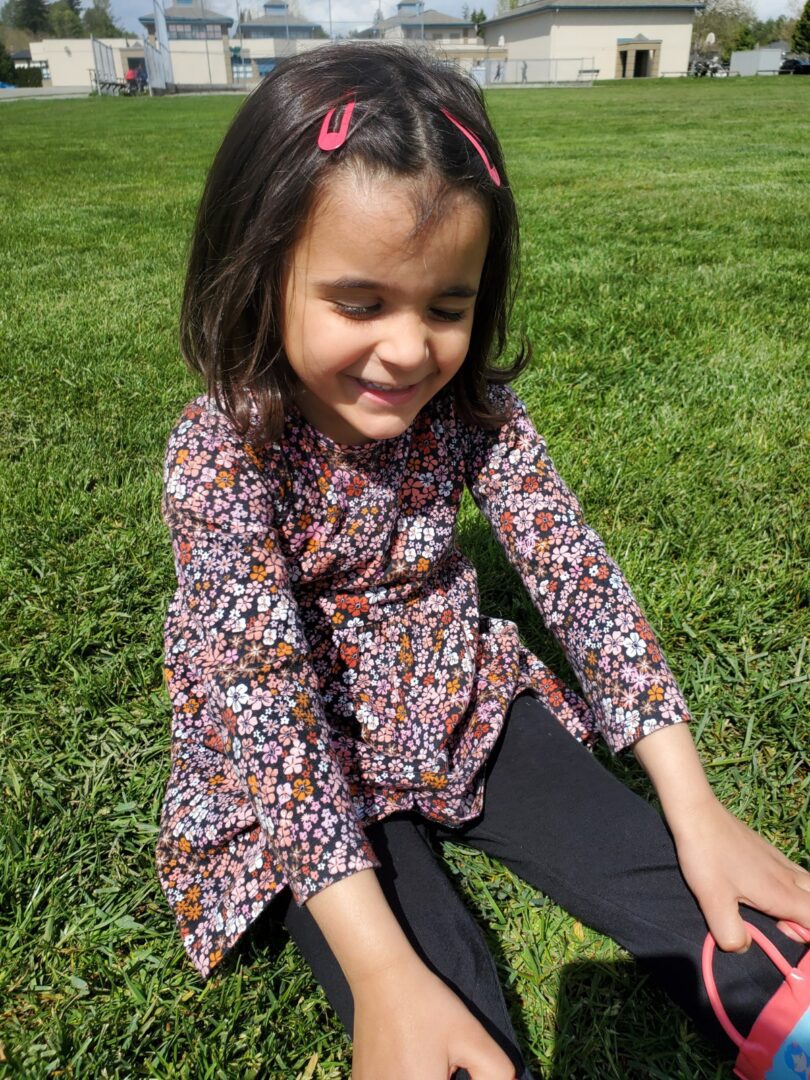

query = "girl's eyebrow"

[{"left": 316, "top": 277, "right": 478, "bottom": 298}]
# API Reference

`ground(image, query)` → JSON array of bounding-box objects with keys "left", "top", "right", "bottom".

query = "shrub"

[{"left": 11, "top": 65, "right": 43, "bottom": 86}]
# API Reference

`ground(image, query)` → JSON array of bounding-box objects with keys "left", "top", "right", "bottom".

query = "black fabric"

[{"left": 266, "top": 691, "right": 805, "bottom": 1077}]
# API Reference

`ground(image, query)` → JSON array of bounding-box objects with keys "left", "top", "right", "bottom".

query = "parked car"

[{"left": 779, "top": 58, "right": 810, "bottom": 74}]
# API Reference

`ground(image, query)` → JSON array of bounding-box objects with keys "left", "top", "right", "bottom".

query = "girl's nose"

[{"left": 373, "top": 314, "right": 432, "bottom": 374}]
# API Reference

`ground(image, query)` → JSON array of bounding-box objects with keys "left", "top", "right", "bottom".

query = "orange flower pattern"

[{"left": 156, "top": 385, "right": 690, "bottom": 979}]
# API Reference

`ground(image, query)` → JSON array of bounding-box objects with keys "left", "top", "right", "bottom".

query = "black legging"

[{"left": 265, "top": 691, "right": 805, "bottom": 1078}]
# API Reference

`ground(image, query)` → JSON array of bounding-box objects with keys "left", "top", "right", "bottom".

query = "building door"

[
  {"left": 615, "top": 40, "right": 660, "bottom": 78},
  {"left": 633, "top": 49, "right": 650, "bottom": 77}
]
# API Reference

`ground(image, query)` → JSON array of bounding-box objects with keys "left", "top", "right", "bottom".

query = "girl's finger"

[
  {"left": 702, "top": 896, "right": 751, "bottom": 953},
  {"left": 776, "top": 920, "right": 810, "bottom": 944}
]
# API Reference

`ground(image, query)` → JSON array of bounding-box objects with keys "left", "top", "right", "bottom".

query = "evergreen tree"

[
  {"left": 48, "top": 0, "right": 83, "bottom": 34},
  {"left": 792, "top": 0, "right": 810, "bottom": 55},
  {"left": 0, "top": 37, "right": 15, "bottom": 81},
  {"left": 82, "top": 0, "right": 123, "bottom": 35},
  {"left": 470, "top": 6, "right": 486, "bottom": 34},
  {"left": 750, "top": 14, "right": 789, "bottom": 44},
  {"left": 10, "top": 0, "right": 49, "bottom": 31},
  {"left": 732, "top": 23, "right": 756, "bottom": 49}
]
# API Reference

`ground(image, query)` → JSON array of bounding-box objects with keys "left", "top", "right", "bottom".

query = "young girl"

[{"left": 157, "top": 43, "right": 810, "bottom": 1078}]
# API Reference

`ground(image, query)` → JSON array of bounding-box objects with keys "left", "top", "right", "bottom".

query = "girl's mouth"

[{"left": 352, "top": 377, "right": 421, "bottom": 405}]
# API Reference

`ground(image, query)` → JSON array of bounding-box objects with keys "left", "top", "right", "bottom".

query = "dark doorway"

[{"left": 633, "top": 49, "right": 650, "bottom": 77}]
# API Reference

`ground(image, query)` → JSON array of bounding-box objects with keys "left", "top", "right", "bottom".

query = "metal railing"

[{"left": 470, "top": 57, "right": 597, "bottom": 86}]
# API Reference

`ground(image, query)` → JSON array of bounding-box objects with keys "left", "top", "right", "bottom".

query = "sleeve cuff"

[{"left": 287, "top": 825, "right": 382, "bottom": 907}]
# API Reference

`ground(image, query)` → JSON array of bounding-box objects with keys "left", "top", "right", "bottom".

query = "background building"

[
  {"left": 232, "top": 1, "right": 325, "bottom": 80},
  {"left": 139, "top": 0, "right": 232, "bottom": 85},
  {"left": 481, "top": 0, "right": 702, "bottom": 79},
  {"left": 29, "top": 37, "right": 144, "bottom": 88}
]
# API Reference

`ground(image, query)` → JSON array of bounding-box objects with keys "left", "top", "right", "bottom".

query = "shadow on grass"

[{"left": 550, "top": 958, "right": 733, "bottom": 1079}]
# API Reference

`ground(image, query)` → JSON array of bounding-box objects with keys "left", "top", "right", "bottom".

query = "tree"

[
  {"left": 470, "top": 6, "right": 486, "bottom": 35},
  {"left": 732, "top": 23, "right": 756, "bottom": 48},
  {"left": 692, "top": 0, "right": 757, "bottom": 62},
  {"left": 81, "top": 0, "right": 124, "bottom": 34},
  {"left": 48, "top": 0, "right": 83, "bottom": 35},
  {"left": 0, "top": 37, "right": 15, "bottom": 80},
  {"left": 793, "top": 0, "right": 810, "bottom": 53},
  {"left": 6, "top": 0, "right": 50, "bottom": 32},
  {"left": 750, "top": 13, "right": 791, "bottom": 43},
  {"left": 494, "top": 0, "right": 518, "bottom": 14}
]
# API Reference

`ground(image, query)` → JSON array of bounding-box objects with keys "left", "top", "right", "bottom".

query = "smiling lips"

[{"left": 353, "top": 376, "right": 422, "bottom": 404}]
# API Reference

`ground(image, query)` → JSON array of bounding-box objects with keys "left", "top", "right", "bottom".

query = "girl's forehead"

[{"left": 295, "top": 169, "right": 489, "bottom": 277}]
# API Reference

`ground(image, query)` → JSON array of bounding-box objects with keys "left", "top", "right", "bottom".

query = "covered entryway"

[{"left": 615, "top": 35, "right": 661, "bottom": 78}]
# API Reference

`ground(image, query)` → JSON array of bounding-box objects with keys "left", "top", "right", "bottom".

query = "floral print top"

[{"left": 157, "top": 383, "right": 691, "bottom": 979}]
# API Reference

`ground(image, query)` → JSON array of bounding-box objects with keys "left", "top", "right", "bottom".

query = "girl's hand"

[
  {"left": 633, "top": 723, "right": 810, "bottom": 953},
  {"left": 351, "top": 952, "right": 518, "bottom": 1080},
  {"left": 670, "top": 795, "right": 810, "bottom": 953}
]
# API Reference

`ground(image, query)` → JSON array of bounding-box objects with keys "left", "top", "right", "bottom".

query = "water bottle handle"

[{"left": 701, "top": 921, "right": 796, "bottom": 1047}]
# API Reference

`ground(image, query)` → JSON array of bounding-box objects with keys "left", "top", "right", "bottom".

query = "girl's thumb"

[
  {"left": 705, "top": 901, "right": 751, "bottom": 954},
  {"left": 451, "top": 1040, "right": 517, "bottom": 1080}
]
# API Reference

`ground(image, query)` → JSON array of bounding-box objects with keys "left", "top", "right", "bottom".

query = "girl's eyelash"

[
  {"left": 334, "top": 303, "right": 380, "bottom": 319},
  {"left": 333, "top": 303, "right": 466, "bottom": 323}
]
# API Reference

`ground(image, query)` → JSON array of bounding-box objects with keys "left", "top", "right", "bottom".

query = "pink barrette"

[
  {"left": 317, "top": 100, "right": 356, "bottom": 151},
  {"left": 440, "top": 108, "right": 501, "bottom": 187}
]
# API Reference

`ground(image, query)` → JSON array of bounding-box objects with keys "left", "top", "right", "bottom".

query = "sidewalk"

[{"left": 0, "top": 85, "right": 91, "bottom": 102}]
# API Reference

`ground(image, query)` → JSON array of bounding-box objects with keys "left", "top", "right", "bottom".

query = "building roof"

[
  {"left": 377, "top": 7, "right": 472, "bottom": 27},
  {"left": 140, "top": 3, "right": 233, "bottom": 26},
  {"left": 486, "top": 0, "right": 702, "bottom": 25}
]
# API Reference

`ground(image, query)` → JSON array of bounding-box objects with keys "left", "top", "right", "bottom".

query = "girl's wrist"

[
  {"left": 632, "top": 722, "right": 717, "bottom": 832},
  {"left": 304, "top": 867, "right": 423, "bottom": 991}
]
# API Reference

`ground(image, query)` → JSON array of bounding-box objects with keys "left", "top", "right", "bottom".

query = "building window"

[
  {"left": 232, "top": 58, "right": 253, "bottom": 79},
  {"left": 169, "top": 22, "right": 222, "bottom": 38}
]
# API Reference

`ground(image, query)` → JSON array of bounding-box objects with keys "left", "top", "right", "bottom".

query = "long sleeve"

[
  {"left": 162, "top": 404, "right": 380, "bottom": 905},
  {"left": 463, "top": 385, "right": 691, "bottom": 752}
]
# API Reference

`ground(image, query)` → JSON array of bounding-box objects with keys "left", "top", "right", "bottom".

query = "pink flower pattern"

[{"left": 156, "top": 384, "right": 690, "bottom": 978}]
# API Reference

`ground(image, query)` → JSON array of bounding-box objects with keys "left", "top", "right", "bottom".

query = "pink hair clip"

[
  {"left": 317, "top": 100, "right": 356, "bottom": 152},
  {"left": 440, "top": 108, "right": 501, "bottom": 187}
]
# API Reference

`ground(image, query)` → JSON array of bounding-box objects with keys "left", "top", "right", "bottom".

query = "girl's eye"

[
  {"left": 331, "top": 303, "right": 467, "bottom": 323},
  {"left": 333, "top": 302, "right": 381, "bottom": 319}
]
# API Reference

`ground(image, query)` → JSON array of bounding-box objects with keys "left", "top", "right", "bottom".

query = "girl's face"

[{"left": 282, "top": 169, "right": 490, "bottom": 446}]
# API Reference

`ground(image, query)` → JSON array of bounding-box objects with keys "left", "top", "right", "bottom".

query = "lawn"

[{"left": 1, "top": 76, "right": 808, "bottom": 1078}]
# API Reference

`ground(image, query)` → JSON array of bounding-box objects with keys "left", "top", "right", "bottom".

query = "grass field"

[{"left": 1, "top": 77, "right": 809, "bottom": 1078}]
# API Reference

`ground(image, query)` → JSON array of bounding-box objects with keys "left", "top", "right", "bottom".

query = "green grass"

[{"left": 1, "top": 77, "right": 808, "bottom": 1078}]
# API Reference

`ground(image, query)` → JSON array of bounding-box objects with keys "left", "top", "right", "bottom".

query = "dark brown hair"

[{"left": 180, "top": 41, "right": 530, "bottom": 447}]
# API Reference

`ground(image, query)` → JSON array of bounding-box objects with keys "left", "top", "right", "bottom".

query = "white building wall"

[
  {"left": 552, "top": 11, "right": 693, "bottom": 76},
  {"left": 30, "top": 37, "right": 139, "bottom": 86},
  {"left": 482, "top": 12, "right": 554, "bottom": 60},
  {"left": 482, "top": 9, "right": 693, "bottom": 77},
  {"left": 168, "top": 38, "right": 231, "bottom": 83}
]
